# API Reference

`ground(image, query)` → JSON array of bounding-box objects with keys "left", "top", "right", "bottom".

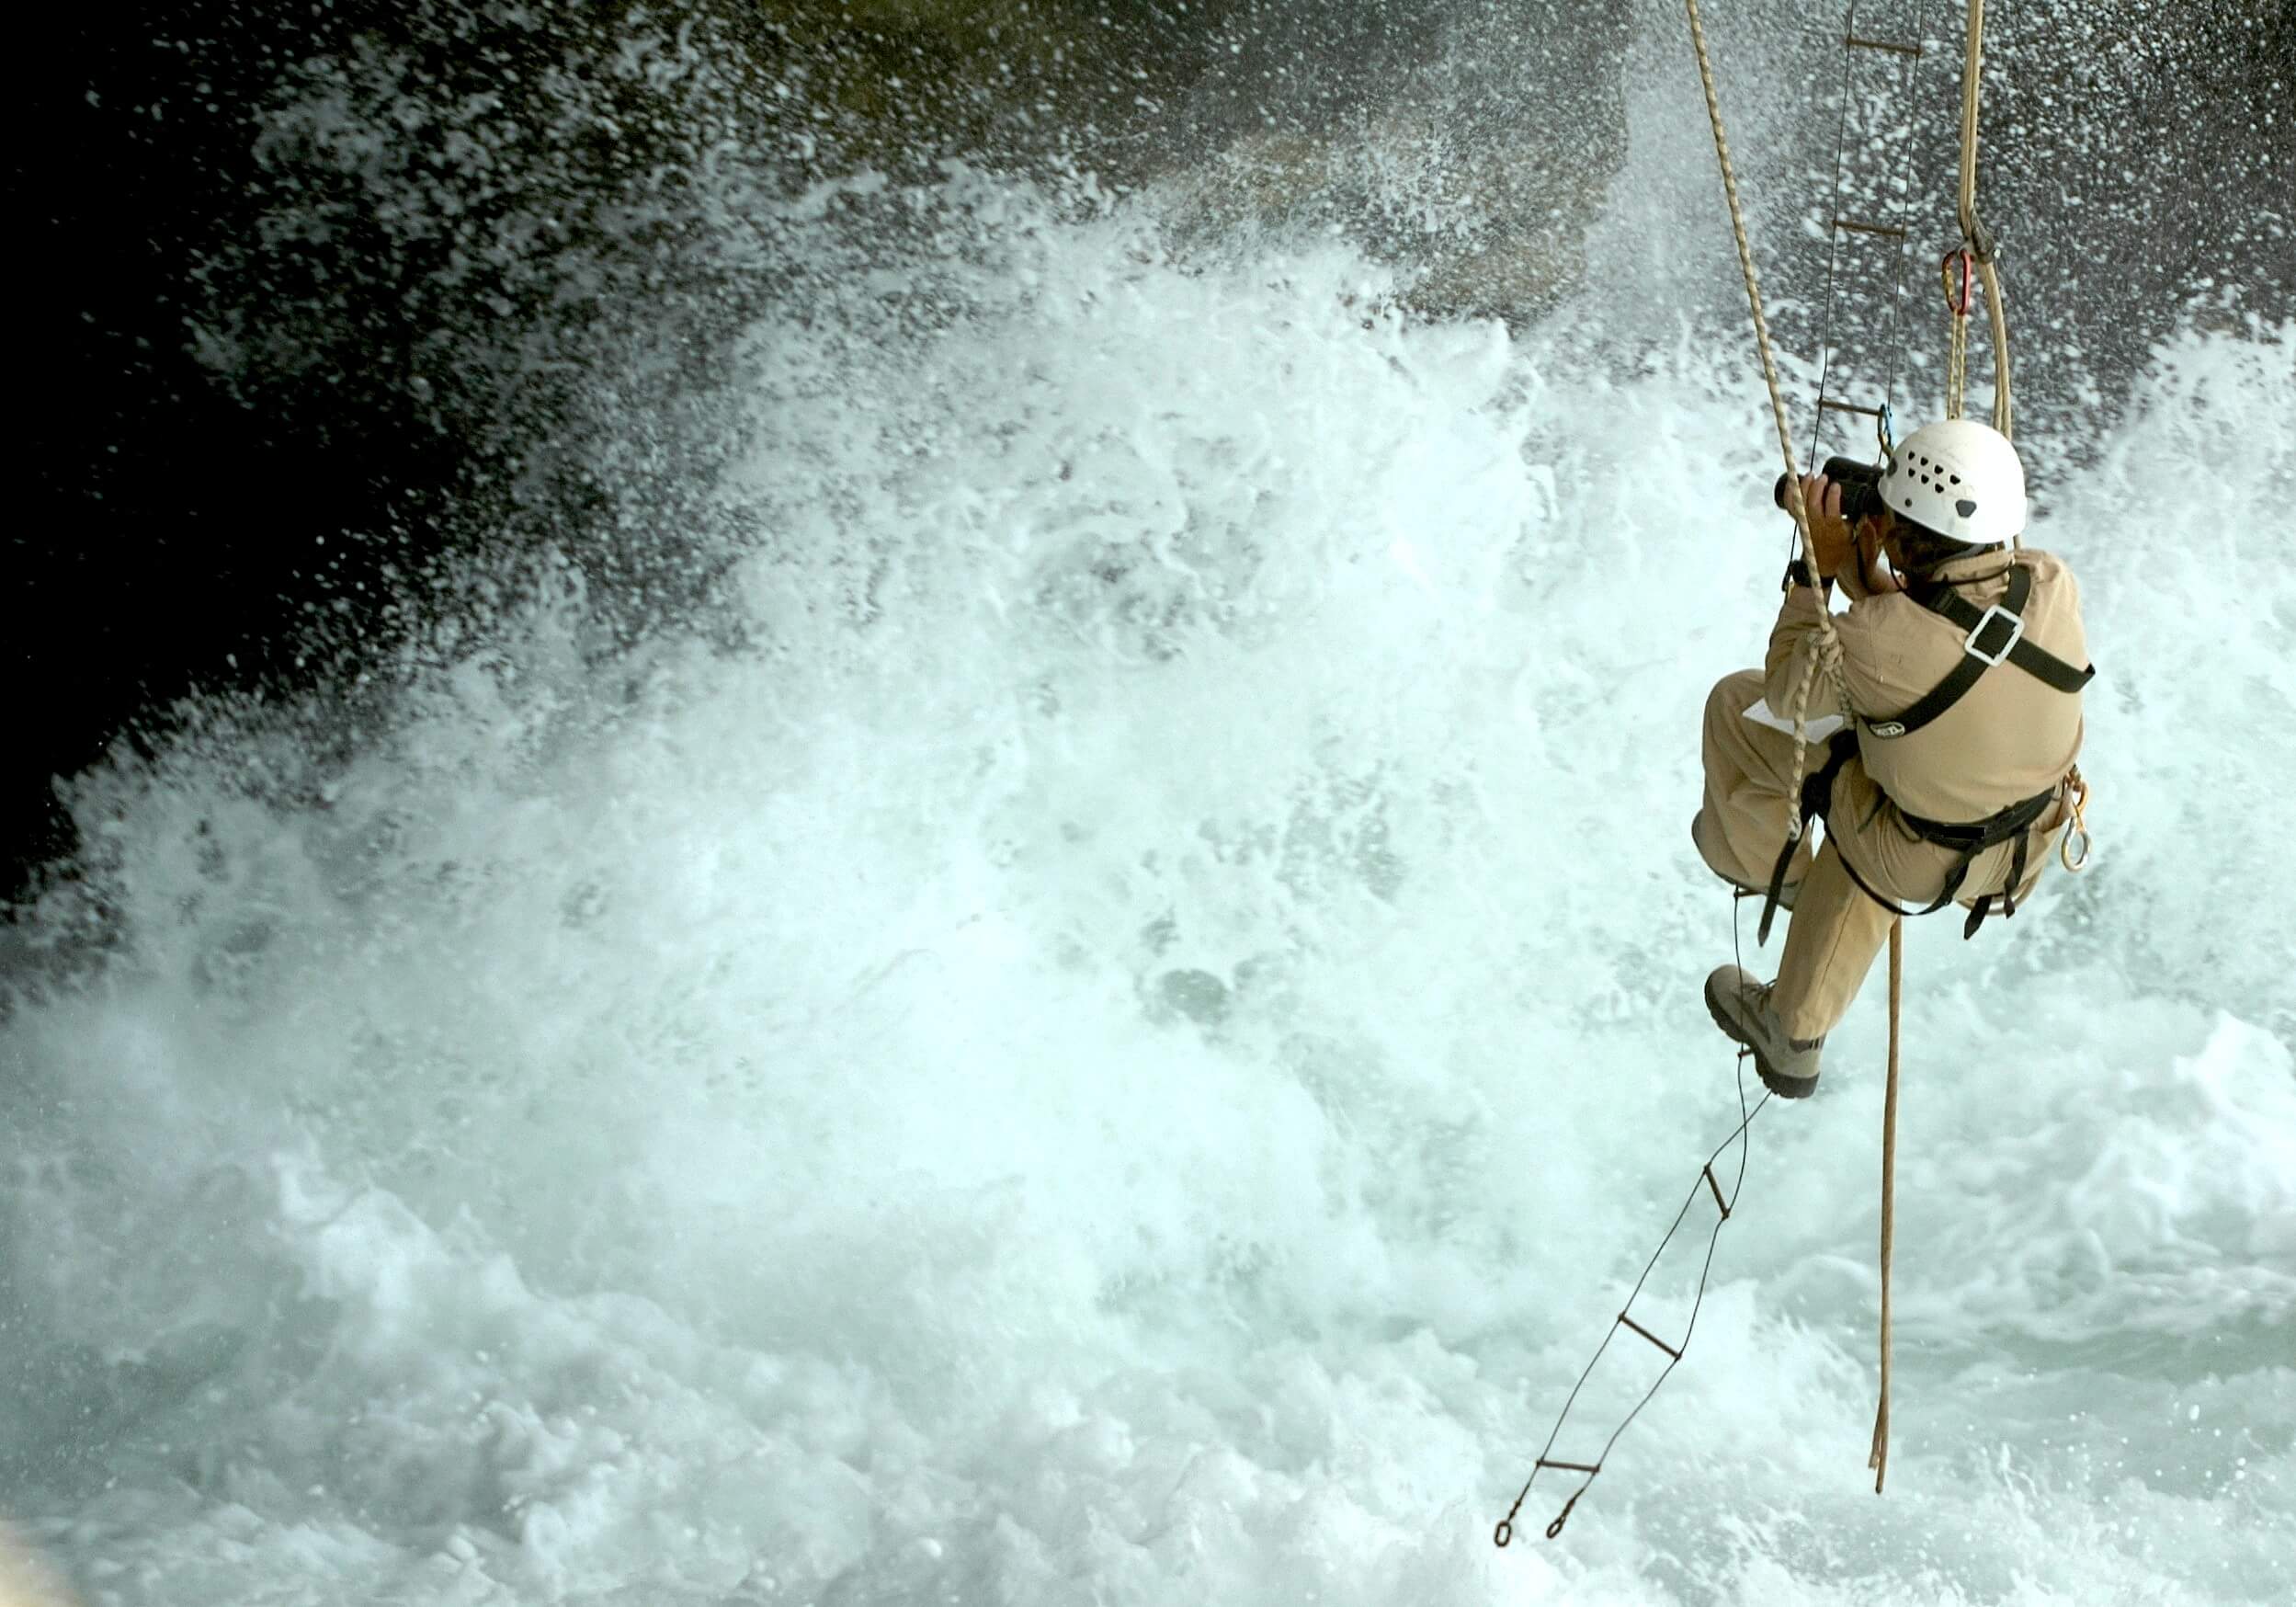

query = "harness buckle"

[{"left": 1962, "top": 603, "right": 2025, "bottom": 667}]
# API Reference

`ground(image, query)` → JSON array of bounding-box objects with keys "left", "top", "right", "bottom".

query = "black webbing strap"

[
  {"left": 1917, "top": 566, "right": 2095, "bottom": 692},
  {"left": 1759, "top": 729, "right": 2060, "bottom": 944},
  {"left": 1959, "top": 825, "right": 2033, "bottom": 939},
  {"left": 1864, "top": 564, "right": 2096, "bottom": 741},
  {"left": 1756, "top": 731, "right": 1858, "bottom": 945},
  {"left": 1837, "top": 784, "right": 2059, "bottom": 936}
]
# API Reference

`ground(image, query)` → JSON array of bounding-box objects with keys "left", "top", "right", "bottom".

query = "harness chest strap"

[{"left": 1864, "top": 563, "right": 2095, "bottom": 741}]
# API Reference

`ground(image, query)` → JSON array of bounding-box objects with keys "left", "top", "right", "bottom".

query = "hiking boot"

[
  {"left": 1703, "top": 964, "right": 1823, "bottom": 1098},
  {"left": 1692, "top": 809, "right": 1798, "bottom": 912}
]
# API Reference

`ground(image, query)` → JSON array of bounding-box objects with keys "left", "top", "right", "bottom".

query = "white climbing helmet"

[{"left": 1880, "top": 418, "right": 2027, "bottom": 544}]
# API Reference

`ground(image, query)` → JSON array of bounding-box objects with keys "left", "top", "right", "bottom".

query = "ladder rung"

[
  {"left": 1618, "top": 1313, "right": 1682, "bottom": 1360},
  {"left": 1536, "top": 1459, "right": 1602, "bottom": 1476},
  {"left": 1833, "top": 216, "right": 1909, "bottom": 239},
  {"left": 1846, "top": 34, "right": 1921, "bottom": 57},
  {"left": 1820, "top": 399, "right": 1887, "bottom": 417},
  {"left": 1703, "top": 1162, "right": 1731, "bottom": 1219}
]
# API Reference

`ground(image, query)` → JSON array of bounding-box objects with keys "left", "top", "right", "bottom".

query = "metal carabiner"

[
  {"left": 1941, "top": 248, "right": 1977, "bottom": 317},
  {"left": 2061, "top": 824, "right": 2092, "bottom": 872},
  {"left": 2059, "top": 769, "right": 2093, "bottom": 872}
]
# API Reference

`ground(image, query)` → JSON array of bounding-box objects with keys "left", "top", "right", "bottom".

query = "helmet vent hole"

[{"left": 1955, "top": 497, "right": 1978, "bottom": 519}]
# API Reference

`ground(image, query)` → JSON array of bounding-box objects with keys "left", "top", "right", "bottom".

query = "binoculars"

[{"left": 1772, "top": 456, "right": 1889, "bottom": 523}]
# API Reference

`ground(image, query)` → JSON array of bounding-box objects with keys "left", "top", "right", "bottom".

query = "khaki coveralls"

[{"left": 1700, "top": 548, "right": 2087, "bottom": 1042}]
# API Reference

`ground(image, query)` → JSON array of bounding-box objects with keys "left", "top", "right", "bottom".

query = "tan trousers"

[{"left": 1699, "top": 668, "right": 2058, "bottom": 1042}]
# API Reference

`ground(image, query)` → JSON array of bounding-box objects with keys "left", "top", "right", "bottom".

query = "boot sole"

[{"left": 1703, "top": 974, "right": 1820, "bottom": 1100}]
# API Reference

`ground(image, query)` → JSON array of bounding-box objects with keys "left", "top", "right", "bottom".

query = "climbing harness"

[
  {"left": 1763, "top": 722, "right": 2062, "bottom": 944},
  {"left": 1756, "top": 560, "right": 2097, "bottom": 942}
]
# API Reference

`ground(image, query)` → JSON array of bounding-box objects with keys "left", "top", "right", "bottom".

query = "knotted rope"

[
  {"left": 1682, "top": 0, "right": 1981, "bottom": 1501},
  {"left": 1947, "top": 0, "right": 2016, "bottom": 564},
  {"left": 1870, "top": 919, "right": 1904, "bottom": 1490},
  {"left": 1871, "top": 0, "right": 2012, "bottom": 1485},
  {"left": 1954, "top": 0, "right": 2016, "bottom": 446},
  {"left": 1679, "top": 0, "right": 1851, "bottom": 846}
]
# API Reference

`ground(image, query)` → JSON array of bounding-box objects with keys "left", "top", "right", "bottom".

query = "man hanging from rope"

[{"left": 1691, "top": 419, "right": 2093, "bottom": 1097}]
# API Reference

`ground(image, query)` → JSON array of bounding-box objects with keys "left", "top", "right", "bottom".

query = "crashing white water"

[{"left": 6, "top": 66, "right": 2296, "bottom": 1607}]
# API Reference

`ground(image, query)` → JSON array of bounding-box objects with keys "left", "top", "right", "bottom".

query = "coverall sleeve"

[{"left": 1761, "top": 584, "right": 1904, "bottom": 722}]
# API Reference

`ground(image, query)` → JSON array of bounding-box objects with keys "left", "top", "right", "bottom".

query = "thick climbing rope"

[
  {"left": 1679, "top": 0, "right": 1852, "bottom": 854},
  {"left": 1954, "top": 0, "right": 2016, "bottom": 444},
  {"left": 1870, "top": 919, "right": 1904, "bottom": 1490},
  {"left": 1869, "top": 0, "right": 2013, "bottom": 1485}
]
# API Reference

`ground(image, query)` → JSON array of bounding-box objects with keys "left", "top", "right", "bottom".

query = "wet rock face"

[
  {"left": 18, "top": 2, "right": 785, "bottom": 897},
  {"left": 1978, "top": 0, "right": 2293, "bottom": 399},
  {"left": 15, "top": 0, "right": 2283, "bottom": 901},
  {"left": 1763, "top": 0, "right": 2292, "bottom": 460},
  {"left": 738, "top": 0, "right": 1635, "bottom": 324},
  {"left": 1162, "top": 1, "right": 1635, "bottom": 325},
  {"left": 14, "top": 0, "right": 1637, "bottom": 902}
]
